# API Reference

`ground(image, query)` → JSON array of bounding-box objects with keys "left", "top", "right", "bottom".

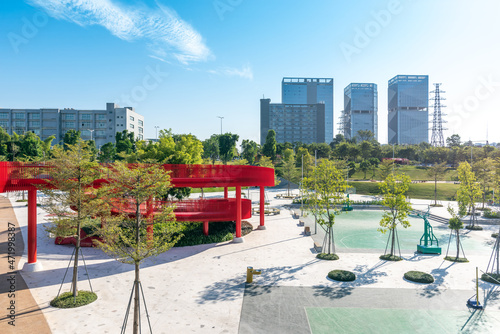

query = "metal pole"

[
  {"left": 301, "top": 154, "right": 303, "bottom": 217},
  {"left": 217, "top": 116, "right": 224, "bottom": 135},
  {"left": 154, "top": 126, "right": 159, "bottom": 140}
]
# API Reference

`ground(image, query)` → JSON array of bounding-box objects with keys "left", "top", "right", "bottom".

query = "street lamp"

[
  {"left": 154, "top": 126, "right": 160, "bottom": 140},
  {"left": 217, "top": 116, "right": 224, "bottom": 135},
  {"left": 83, "top": 128, "right": 94, "bottom": 141}
]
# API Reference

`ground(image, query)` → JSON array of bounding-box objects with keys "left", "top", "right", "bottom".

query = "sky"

[{"left": 1, "top": 0, "right": 500, "bottom": 145}]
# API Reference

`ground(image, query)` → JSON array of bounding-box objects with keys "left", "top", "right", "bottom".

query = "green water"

[{"left": 311, "top": 210, "right": 493, "bottom": 252}]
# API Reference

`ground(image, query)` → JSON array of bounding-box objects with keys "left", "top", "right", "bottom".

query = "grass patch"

[
  {"left": 444, "top": 256, "right": 469, "bottom": 263},
  {"left": 404, "top": 271, "right": 434, "bottom": 284},
  {"left": 348, "top": 181, "right": 459, "bottom": 201},
  {"left": 350, "top": 165, "right": 458, "bottom": 181},
  {"left": 16, "top": 199, "right": 28, "bottom": 202},
  {"left": 481, "top": 273, "right": 500, "bottom": 285},
  {"left": 50, "top": 291, "right": 97, "bottom": 308},
  {"left": 466, "top": 225, "right": 483, "bottom": 231},
  {"left": 316, "top": 253, "right": 339, "bottom": 261},
  {"left": 328, "top": 269, "right": 355, "bottom": 282},
  {"left": 379, "top": 254, "right": 402, "bottom": 261},
  {"left": 174, "top": 221, "right": 252, "bottom": 247}
]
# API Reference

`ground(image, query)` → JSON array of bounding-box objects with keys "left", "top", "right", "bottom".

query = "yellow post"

[{"left": 246, "top": 266, "right": 262, "bottom": 283}]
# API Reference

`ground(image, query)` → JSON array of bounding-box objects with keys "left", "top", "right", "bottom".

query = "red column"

[
  {"left": 27, "top": 189, "right": 37, "bottom": 264},
  {"left": 224, "top": 187, "right": 228, "bottom": 199},
  {"left": 235, "top": 186, "right": 241, "bottom": 238},
  {"left": 260, "top": 186, "right": 265, "bottom": 228},
  {"left": 203, "top": 221, "right": 209, "bottom": 236}
]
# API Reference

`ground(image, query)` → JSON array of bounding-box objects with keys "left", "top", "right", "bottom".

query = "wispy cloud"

[
  {"left": 27, "top": 0, "right": 212, "bottom": 64},
  {"left": 209, "top": 64, "right": 253, "bottom": 80}
]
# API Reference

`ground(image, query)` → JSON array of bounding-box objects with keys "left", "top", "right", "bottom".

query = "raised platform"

[{"left": 417, "top": 244, "right": 442, "bottom": 255}]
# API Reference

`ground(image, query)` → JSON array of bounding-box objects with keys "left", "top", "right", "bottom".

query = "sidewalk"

[{"left": 0, "top": 196, "right": 50, "bottom": 334}]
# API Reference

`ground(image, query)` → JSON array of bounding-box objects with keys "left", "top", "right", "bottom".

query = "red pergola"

[{"left": 0, "top": 162, "right": 274, "bottom": 269}]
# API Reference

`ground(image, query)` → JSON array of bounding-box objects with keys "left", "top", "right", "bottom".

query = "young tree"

[
  {"left": 378, "top": 173, "right": 412, "bottom": 260},
  {"left": 368, "top": 157, "right": 379, "bottom": 179},
  {"left": 279, "top": 155, "right": 298, "bottom": 196},
  {"left": 98, "top": 142, "right": 116, "bottom": 163},
  {"left": 359, "top": 160, "right": 370, "bottom": 179},
  {"left": 445, "top": 206, "right": 467, "bottom": 262},
  {"left": 303, "top": 159, "right": 347, "bottom": 258},
  {"left": 473, "top": 158, "right": 495, "bottom": 209},
  {"left": 457, "top": 161, "right": 482, "bottom": 229},
  {"left": 262, "top": 130, "right": 277, "bottom": 161},
  {"left": 378, "top": 159, "right": 395, "bottom": 180},
  {"left": 96, "top": 161, "right": 182, "bottom": 334},
  {"left": 427, "top": 162, "right": 447, "bottom": 207},
  {"left": 38, "top": 140, "right": 104, "bottom": 301}
]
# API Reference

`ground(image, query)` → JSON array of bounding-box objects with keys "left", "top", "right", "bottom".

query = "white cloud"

[
  {"left": 209, "top": 64, "right": 253, "bottom": 80},
  {"left": 27, "top": 0, "right": 211, "bottom": 63}
]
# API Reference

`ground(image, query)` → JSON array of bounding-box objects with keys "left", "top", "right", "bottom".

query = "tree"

[
  {"left": 279, "top": 155, "right": 298, "bottom": 196},
  {"left": 309, "top": 143, "right": 331, "bottom": 159},
  {"left": 202, "top": 135, "right": 220, "bottom": 164},
  {"left": 446, "top": 134, "right": 461, "bottom": 147},
  {"left": 262, "top": 130, "right": 277, "bottom": 161},
  {"left": 218, "top": 133, "right": 239, "bottom": 164},
  {"left": 115, "top": 130, "right": 136, "bottom": 158},
  {"left": 379, "top": 159, "right": 395, "bottom": 180},
  {"left": 38, "top": 140, "right": 104, "bottom": 300},
  {"left": 359, "top": 140, "right": 373, "bottom": 160},
  {"left": 378, "top": 173, "right": 412, "bottom": 260},
  {"left": 359, "top": 160, "right": 370, "bottom": 179},
  {"left": 427, "top": 162, "right": 447, "bottom": 206},
  {"left": 98, "top": 142, "right": 116, "bottom": 163},
  {"left": 63, "top": 129, "right": 81, "bottom": 150},
  {"left": 18, "top": 131, "right": 44, "bottom": 160},
  {"left": 474, "top": 158, "right": 495, "bottom": 209},
  {"left": 457, "top": 162, "right": 482, "bottom": 229},
  {"left": 330, "top": 134, "right": 345, "bottom": 149},
  {"left": 241, "top": 139, "right": 259, "bottom": 165},
  {"left": 445, "top": 206, "right": 467, "bottom": 262},
  {"left": 303, "top": 159, "right": 347, "bottom": 257},
  {"left": 257, "top": 156, "right": 280, "bottom": 186},
  {"left": 356, "top": 130, "right": 375, "bottom": 142},
  {"left": 368, "top": 157, "right": 379, "bottom": 179},
  {"left": 96, "top": 161, "right": 182, "bottom": 334},
  {"left": 296, "top": 147, "right": 314, "bottom": 178}
]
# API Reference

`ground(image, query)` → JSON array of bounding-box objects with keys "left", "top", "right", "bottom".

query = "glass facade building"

[
  {"left": 260, "top": 99, "right": 325, "bottom": 145},
  {"left": 388, "top": 75, "right": 429, "bottom": 145},
  {"left": 282, "top": 77, "right": 333, "bottom": 143},
  {"left": 343, "top": 83, "right": 378, "bottom": 140}
]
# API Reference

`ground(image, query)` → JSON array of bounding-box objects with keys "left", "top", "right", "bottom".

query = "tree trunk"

[
  {"left": 72, "top": 178, "right": 82, "bottom": 298},
  {"left": 133, "top": 262, "right": 140, "bottom": 334},
  {"left": 456, "top": 230, "right": 460, "bottom": 260}
]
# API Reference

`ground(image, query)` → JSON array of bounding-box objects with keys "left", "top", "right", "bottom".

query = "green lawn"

[
  {"left": 351, "top": 165, "right": 458, "bottom": 181},
  {"left": 349, "top": 181, "right": 458, "bottom": 201}
]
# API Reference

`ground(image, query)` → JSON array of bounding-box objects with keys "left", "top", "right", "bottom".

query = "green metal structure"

[
  {"left": 342, "top": 194, "right": 353, "bottom": 212},
  {"left": 409, "top": 207, "right": 442, "bottom": 254}
]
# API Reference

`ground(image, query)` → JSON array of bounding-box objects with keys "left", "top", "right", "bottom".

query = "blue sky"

[{"left": 1, "top": 0, "right": 499, "bottom": 145}]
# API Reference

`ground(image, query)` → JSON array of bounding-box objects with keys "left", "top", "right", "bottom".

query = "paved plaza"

[{"left": 2, "top": 190, "right": 500, "bottom": 333}]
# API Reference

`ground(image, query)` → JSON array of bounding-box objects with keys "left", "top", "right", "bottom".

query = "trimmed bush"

[
  {"left": 328, "top": 270, "right": 356, "bottom": 282},
  {"left": 379, "top": 254, "right": 402, "bottom": 261},
  {"left": 404, "top": 271, "right": 434, "bottom": 284},
  {"left": 444, "top": 256, "right": 469, "bottom": 263},
  {"left": 492, "top": 233, "right": 498, "bottom": 239},
  {"left": 317, "top": 253, "right": 339, "bottom": 261},
  {"left": 50, "top": 291, "right": 97, "bottom": 308},
  {"left": 466, "top": 225, "right": 483, "bottom": 231},
  {"left": 481, "top": 273, "right": 500, "bottom": 285}
]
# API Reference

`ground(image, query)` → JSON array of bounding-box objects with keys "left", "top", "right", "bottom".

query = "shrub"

[
  {"left": 380, "top": 254, "right": 402, "bottom": 261},
  {"left": 404, "top": 271, "right": 434, "bottom": 284},
  {"left": 444, "top": 256, "right": 469, "bottom": 263},
  {"left": 316, "top": 253, "right": 339, "bottom": 261},
  {"left": 492, "top": 233, "right": 498, "bottom": 238},
  {"left": 481, "top": 273, "right": 500, "bottom": 285},
  {"left": 174, "top": 221, "right": 252, "bottom": 247},
  {"left": 466, "top": 225, "right": 483, "bottom": 231},
  {"left": 328, "top": 270, "right": 356, "bottom": 282},
  {"left": 50, "top": 291, "right": 97, "bottom": 308},
  {"left": 483, "top": 209, "right": 500, "bottom": 218}
]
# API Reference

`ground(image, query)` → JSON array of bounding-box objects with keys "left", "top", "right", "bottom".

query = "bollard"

[{"left": 246, "top": 266, "right": 262, "bottom": 283}]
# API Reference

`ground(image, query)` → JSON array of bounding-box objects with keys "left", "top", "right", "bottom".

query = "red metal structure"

[{"left": 0, "top": 162, "right": 274, "bottom": 268}]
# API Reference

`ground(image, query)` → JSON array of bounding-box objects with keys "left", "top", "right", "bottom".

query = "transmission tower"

[{"left": 430, "top": 83, "right": 447, "bottom": 147}]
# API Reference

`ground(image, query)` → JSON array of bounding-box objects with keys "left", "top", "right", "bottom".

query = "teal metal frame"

[{"left": 409, "top": 207, "right": 442, "bottom": 254}]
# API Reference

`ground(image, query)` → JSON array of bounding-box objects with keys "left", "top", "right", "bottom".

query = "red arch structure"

[{"left": 0, "top": 162, "right": 274, "bottom": 270}]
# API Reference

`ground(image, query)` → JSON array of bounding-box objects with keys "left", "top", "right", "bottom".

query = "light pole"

[
  {"left": 84, "top": 128, "right": 94, "bottom": 141},
  {"left": 154, "top": 126, "right": 160, "bottom": 140},
  {"left": 217, "top": 116, "right": 224, "bottom": 135}
]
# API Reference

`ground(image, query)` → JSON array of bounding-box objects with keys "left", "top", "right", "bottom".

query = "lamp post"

[
  {"left": 217, "top": 116, "right": 224, "bottom": 135},
  {"left": 154, "top": 126, "right": 159, "bottom": 140},
  {"left": 84, "top": 128, "right": 94, "bottom": 141}
]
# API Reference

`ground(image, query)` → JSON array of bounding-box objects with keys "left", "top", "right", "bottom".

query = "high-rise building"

[
  {"left": 282, "top": 77, "right": 333, "bottom": 143},
  {"left": 388, "top": 75, "right": 429, "bottom": 145},
  {"left": 260, "top": 99, "right": 325, "bottom": 145},
  {"left": 0, "top": 103, "right": 144, "bottom": 148},
  {"left": 342, "top": 83, "right": 378, "bottom": 140}
]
